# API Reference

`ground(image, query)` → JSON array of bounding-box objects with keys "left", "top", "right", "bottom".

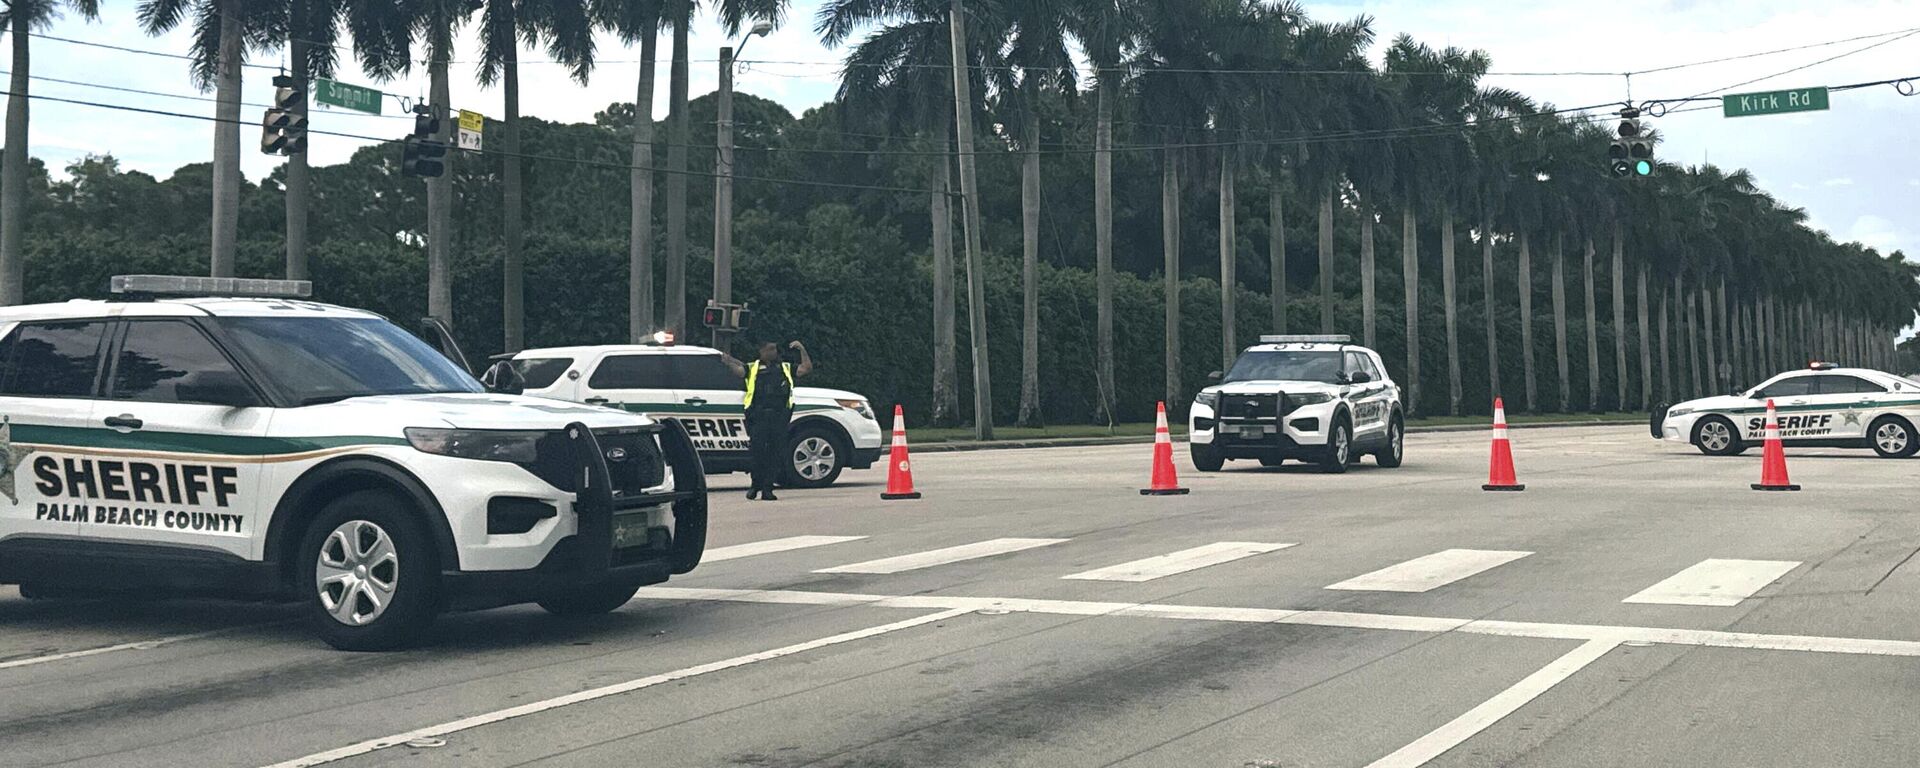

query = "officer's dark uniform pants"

[{"left": 746, "top": 409, "right": 789, "bottom": 491}]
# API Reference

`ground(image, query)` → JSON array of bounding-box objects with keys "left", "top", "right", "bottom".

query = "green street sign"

[
  {"left": 1722, "top": 87, "right": 1829, "bottom": 118},
  {"left": 314, "top": 78, "right": 383, "bottom": 115}
]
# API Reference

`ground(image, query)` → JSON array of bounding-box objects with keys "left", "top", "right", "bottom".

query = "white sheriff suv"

[
  {"left": 499, "top": 339, "right": 883, "bottom": 487},
  {"left": 0, "top": 276, "right": 709, "bottom": 651},
  {"left": 1188, "top": 335, "right": 1405, "bottom": 473},
  {"left": 1655, "top": 362, "right": 1920, "bottom": 458}
]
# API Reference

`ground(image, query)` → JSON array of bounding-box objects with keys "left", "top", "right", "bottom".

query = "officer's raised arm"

[
  {"left": 719, "top": 350, "right": 747, "bottom": 378},
  {"left": 790, "top": 340, "right": 814, "bottom": 378}
]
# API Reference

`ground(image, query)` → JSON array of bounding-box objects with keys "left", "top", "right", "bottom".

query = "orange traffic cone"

[
  {"left": 1751, "top": 398, "right": 1800, "bottom": 491},
  {"left": 1482, "top": 397, "right": 1525, "bottom": 491},
  {"left": 1140, "top": 401, "right": 1190, "bottom": 496},
  {"left": 880, "top": 405, "right": 921, "bottom": 500}
]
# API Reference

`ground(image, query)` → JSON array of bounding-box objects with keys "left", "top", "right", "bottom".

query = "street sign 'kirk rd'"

[{"left": 1723, "top": 87, "right": 1830, "bottom": 118}]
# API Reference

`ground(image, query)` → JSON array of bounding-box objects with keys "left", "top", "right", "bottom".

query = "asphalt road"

[{"left": 6, "top": 425, "right": 1920, "bottom": 767}]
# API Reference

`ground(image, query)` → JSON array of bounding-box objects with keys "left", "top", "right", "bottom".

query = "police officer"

[{"left": 723, "top": 340, "right": 813, "bottom": 500}]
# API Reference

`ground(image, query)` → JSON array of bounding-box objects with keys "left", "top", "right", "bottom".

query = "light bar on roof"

[
  {"left": 1260, "top": 334, "right": 1351, "bottom": 344},
  {"left": 110, "top": 274, "right": 312, "bottom": 299}
]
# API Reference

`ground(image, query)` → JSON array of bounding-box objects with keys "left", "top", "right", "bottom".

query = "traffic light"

[
  {"left": 701, "top": 300, "right": 751, "bottom": 331},
  {"left": 1612, "top": 107, "right": 1653, "bottom": 178},
  {"left": 260, "top": 75, "right": 307, "bottom": 156},
  {"left": 401, "top": 107, "right": 446, "bottom": 178}
]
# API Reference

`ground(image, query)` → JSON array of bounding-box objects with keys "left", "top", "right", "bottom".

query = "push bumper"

[
  {"left": 444, "top": 419, "right": 709, "bottom": 608},
  {"left": 1190, "top": 400, "right": 1337, "bottom": 457},
  {"left": 849, "top": 446, "right": 882, "bottom": 469}
]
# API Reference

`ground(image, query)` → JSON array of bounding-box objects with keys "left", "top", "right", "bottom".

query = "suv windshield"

[
  {"left": 1224, "top": 350, "right": 1344, "bottom": 384},
  {"left": 216, "top": 316, "right": 482, "bottom": 405}
]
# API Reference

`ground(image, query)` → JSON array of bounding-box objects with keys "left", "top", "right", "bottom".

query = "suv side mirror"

[
  {"left": 178, "top": 370, "right": 261, "bottom": 408},
  {"left": 1349, "top": 370, "right": 1372, "bottom": 384},
  {"left": 482, "top": 360, "right": 525, "bottom": 395},
  {"left": 1207, "top": 370, "right": 1223, "bottom": 381}
]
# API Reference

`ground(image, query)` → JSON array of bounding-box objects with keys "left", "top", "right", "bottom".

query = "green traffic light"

[{"left": 1634, "top": 160, "right": 1653, "bottom": 177}]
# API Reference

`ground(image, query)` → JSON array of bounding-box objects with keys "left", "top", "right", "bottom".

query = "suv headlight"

[
  {"left": 1665, "top": 407, "right": 1693, "bottom": 418},
  {"left": 1290, "top": 392, "right": 1334, "bottom": 406},
  {"left": 835, "top": 398, "right": 875, "bottom": 420},
  {"left": 405, "top": 427, "right": 544, "bottom": 463},
  {"left": 1195, "top": 391, "right": 1219, "bottom": 407}
]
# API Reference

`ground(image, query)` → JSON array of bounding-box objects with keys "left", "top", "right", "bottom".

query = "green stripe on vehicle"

[
  {"left": 1708, "top": 398, "right": 1920, "bottom": 416},
  {"left": 12, "top": 424, "right": 408, "bottom": 456},
  {"left": 612, "top": 402, "right": 835, "bottom": 415}
]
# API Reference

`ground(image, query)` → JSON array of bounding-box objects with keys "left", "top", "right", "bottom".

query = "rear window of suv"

[
  {"left": 0, "top": 321, "right": 109, "bottom": 398},
  {"left": 509, "top": 357, "right": 573, "bottom": 389}
]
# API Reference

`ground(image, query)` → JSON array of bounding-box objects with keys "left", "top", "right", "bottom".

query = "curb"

[{"left": 911, "top": 419, "right": 1643, "bottom": 453}]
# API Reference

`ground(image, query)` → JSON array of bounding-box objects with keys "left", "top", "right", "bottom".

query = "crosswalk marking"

[
  {"left": 1326, "top": 549, "right": 1534, "bottom": 593},
  {"left": 1622, "top": 558, "right": 1801, "bottom": 606},
  {"left": 815, "top": 538, "right": 1069, "bottom": 574},
  {"left": 1062, "top": 542, "right": 1297, "bottom": 582},
  {"left": 703, "top": 536, "right": 867, "bottom": 563}
]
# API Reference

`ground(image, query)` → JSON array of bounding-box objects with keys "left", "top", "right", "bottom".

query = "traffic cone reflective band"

[
  {"left": 880, "top": 405, "right": 921, "bottom": 500},
  {"left": 1482, "top": 397, "right": 1525, "bottom": 491},
  {"left": 1751, "top": 398, "right": 1800, "bottom": 491},
  {"left": 1140, "top": 401, "right": 1190, "bottom": 496}
]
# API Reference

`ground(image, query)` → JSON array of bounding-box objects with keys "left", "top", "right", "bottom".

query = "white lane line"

[
  {"left": 637, "top": 587, "right": 1920, "bottom": 658},
  {"left": 1063, "top": 542, "right": 1296, "bottom": 582},
  {"left": 1364, "top": 639, "right": 1619, "bottom": 768},
  {"left": 258, "top": 607, "right": 973, "bottom": 768},
  {"left": 1621, "top": 558, "right": 1801, "bottom": 607},
  {"left": 1326, "top": 549, "right": 1534, "bottom": 593},
  {"left": 704, "top": 536, "right": 867, "bottom": 563},
  {"left": 0, "top": 622, "right": 284, "bottom": 671},
  {"left": 814, "top": 538, "right": 1068, "bottom": 574}
]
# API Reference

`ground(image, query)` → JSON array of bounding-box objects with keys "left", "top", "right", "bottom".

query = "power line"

[
  {"left": 25, "top": 31, "right": 281, "bottom": 70},
  {"left": 0, "top": 70, "right": 412, "bottom": 119},
  {"left": 1627, "top": 26, "right": 1920, "bottom": 76},
  {"left": 1680, "top": 29, "right": 1920, "bottom": 102}
]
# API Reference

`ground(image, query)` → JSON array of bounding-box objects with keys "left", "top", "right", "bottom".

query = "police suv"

[
  {"left": 500, "top": 339, "right": 883, "bottom": 487},
  {"left": 1655, "top": 362, "right": 1920, "bottom": 458},
  {"left": 0, "top": 276, "right": 708, "bottom": 651},
  {"left": 1188, "top": 335, "right": 1405, "bottom": 473}
]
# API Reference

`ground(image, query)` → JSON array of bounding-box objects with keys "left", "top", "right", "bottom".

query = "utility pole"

[
  {"left": 949, "top": 0, "right": 993, "bottom": 440},
  {"left": 712, "top": 22, "right": 770, "bottom": 348}
]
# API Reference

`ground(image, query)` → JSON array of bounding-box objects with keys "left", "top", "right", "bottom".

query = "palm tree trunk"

[
  {"left": 1658, "top": 283, "right": 1671, "bottom": 402},
  {"left": 931, "top": 121, "right": 958, "bottom": 426},
  {"left": 1716, "top": 279, "right": 1730, "bottom": 389},
  {"left": 502, "top": 47, "right": 525, "bottom": 352},
  {"left": 948, "top": 0, "right": 992, "bottom": 438},
  {"left": 1701, "top": 283, "right": 1718, "bottom": 394},
  {"left": 1016, "top": 102, "right": 1041, "bottom": 426},
  {"left": 1583, "top": 237, "right": 1599, "bottom": 412},
  {"left": 1317, "top": 188, "right": 1333, "bottom": 332},
  {"left": 1, "top": 22, "right": 31, "bottom": 303},
  {"left": 284, "top": 37, "right": 310, "bottom": 282},
  {"left": 1402, "top": 207, "right": 1420, "bottom": 414},
  {"left": 628, "top": 21, "right": 659, "bottom": 341},
  {"left": 1637, "top": 265, "right": 1651, "bottom": 408},
  {"left": 210, "top": 1, "right": 243, "bottom": 278},
  {"left": 1360, "top": 202, "right": 1375, "bottom": 348},
  {"left": 1094, "top": 76, "right": 1114, "bottom": 425},
  {"left": 1481, "top": 205, "right": 1497, "bottom": 402},
  {"left": 1611, "top": 223, "right": 1627, "bottom": 410},
  {"left": 427, "top": 19, "right": 453, "bottom": 324},
  {"left": 1684, "top": 278, "right": 1700, "bottom": 398},
  {"left": 1218, "top": 147, "right": 1236, "bottom": 372},
  {"left": 1162, "top": 150, "right": 1181, "bottom": 409},
  {"left": 1441, "top": 205, "right": 1460, "bottom": 415},
  {"left": 1552, "top": 234, "right": 1569, "bottom": 412},
  {"left": 663, "top": 16, "right": 690, "bottom": 334},
  {"left": 1269, "top": 173, "right": 1285, "bottom": 334},
  {"left": 1518, "top": 232, "right": 1536, "bottom": 411}
]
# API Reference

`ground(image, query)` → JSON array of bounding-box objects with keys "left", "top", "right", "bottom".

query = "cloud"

[{"left": 1845, "top": 214, "right": 1903, "bottom": 252}]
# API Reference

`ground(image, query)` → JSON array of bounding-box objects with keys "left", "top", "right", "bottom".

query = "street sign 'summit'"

[
  {"left": 314, "top": 78, "right": 383, "bottom": 115},
  {"left": 1722, "top": 87, "right": 1830, "bottom": 118}
]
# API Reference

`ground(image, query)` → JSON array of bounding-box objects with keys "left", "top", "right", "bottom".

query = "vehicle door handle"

[
  {"left": 683, "top": 397, "right": 707, "bottom": 406},
  {"left": 584, "top": 397, "right": 609, "bottom": 406},
  {"left": 103, "top": 414, "right": 143, "bottom": 431}
]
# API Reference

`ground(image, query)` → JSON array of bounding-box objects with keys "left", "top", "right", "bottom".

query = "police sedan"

[{"left": 1655, "top": 363, "right": 1920, "bottom": 458}]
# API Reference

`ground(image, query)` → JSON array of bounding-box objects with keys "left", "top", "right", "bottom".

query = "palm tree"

[
  {"left": 592, "top": 0, "right": 664, "bottom": 341},
  {"left": 0, "top": 0, "right": 99, "bottom": 303},
  {"left": 1004, "top": 0, "right": 1074, "bottom": 426},
  {"left": 1066, "top": 0, "right": 1129, "bottom": 425},
  {"left": 482, "top": 0, "right": 596, "bottom": 352},
  {"left": 140, "top": 0, "right": 279, "bottom": 278}
]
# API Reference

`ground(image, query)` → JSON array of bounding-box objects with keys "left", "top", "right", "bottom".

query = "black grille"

[
  {"left": 594, "top": 427, "right": 666, "bottom": 497},
  {"left": 1218, "top": 393, "right": 1284, "bottom": 420}
]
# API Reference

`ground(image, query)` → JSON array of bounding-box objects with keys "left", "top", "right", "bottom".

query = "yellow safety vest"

[{"left": 744, "top": 361, "right": 794, "bottom": 409}]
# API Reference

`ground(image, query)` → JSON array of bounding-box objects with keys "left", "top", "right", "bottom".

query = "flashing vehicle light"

[
  {"left": 110, "top": 274, "right": 312, "bottom": 299},
  {"left": 1259, "top": 334, "right": 1352, "bottom": 344},
  {"left": 652, "top": 330, "right": 675, "bottom": 345},
  {"left": 1809, "top": 361, "right": 1837, "bottom": 371}
]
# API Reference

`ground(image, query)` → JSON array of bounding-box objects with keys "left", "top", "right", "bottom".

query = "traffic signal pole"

[{"left": 712, "top": 44, "right": 735, "bottom": 348}]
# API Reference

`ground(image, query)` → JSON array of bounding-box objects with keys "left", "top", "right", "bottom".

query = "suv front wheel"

[
  {"left": 299, "top": 490, "right": 442, "bottom": 651},
  {"left": 782, "top": 423, "right": 848, "bottom": 488}
]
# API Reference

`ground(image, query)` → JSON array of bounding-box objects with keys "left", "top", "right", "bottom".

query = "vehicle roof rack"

[
  {"left": 109, "top": 274, "right": 312, "bottom": 300},
  {"left": 1258, "top": 334, "right": 1351, "bottom": 344}
]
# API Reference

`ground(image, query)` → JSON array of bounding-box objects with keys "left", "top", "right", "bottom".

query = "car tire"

[
  {"left": 1868, "top": 416, "right": 1919, "bottom": 459},
  {"left": 537, "top": 581, "right": 642, "bottom": 616},
  {"left": 781, "top": 423, "right": 847, "bottom": 488},
  {"left": 1319, "top": 417, "right": 1353, "bottom": 474},
  {"left": 1373, "top": 413, "right": 1405, "bottom": 468},
  {"left": 298, "top": 489, "right": 442, "bottom": 652},
  {"left": 1258, "top": 456, "right": 1285, "bottom": 467},
  {"left": 1190, "top": 443, "right": 1225, "bottom": 472},
  {"left": 1691, "top": 415, "right": 1747, "bottom": 457}
]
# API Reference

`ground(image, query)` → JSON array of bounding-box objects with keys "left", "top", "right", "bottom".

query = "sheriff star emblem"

[
  {"left": 0, "top": 418, "right": 36, "bottom": 504},
  {"left": 1842, "top": 409, "right": 1862, "bottom": 426}
]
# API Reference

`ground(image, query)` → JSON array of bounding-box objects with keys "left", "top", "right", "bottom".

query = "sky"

[{"left": 12, "top": 0, "right": 1920, "bottom": 332}]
